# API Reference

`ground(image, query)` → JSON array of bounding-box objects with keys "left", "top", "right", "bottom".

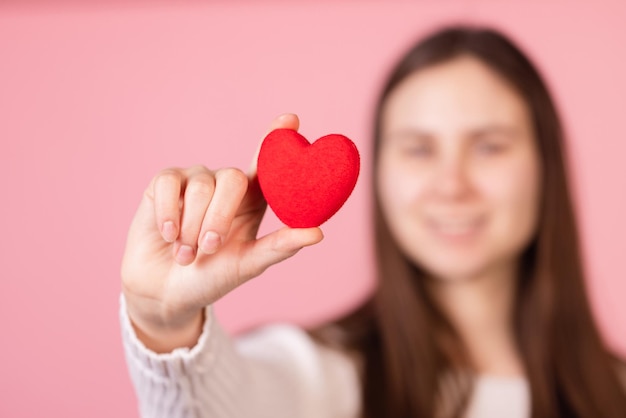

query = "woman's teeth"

[{"left": 431, "top": 218, "right": 483, "bottom": 235}]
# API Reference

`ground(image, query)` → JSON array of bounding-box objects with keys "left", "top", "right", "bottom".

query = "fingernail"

[
  {"left": 200, "top": 231, "right": 221, "bottom": 254},
  {"left": 176, "top": 245, "right": 195, "bottom": 263},
  {"left": 162, "top": 221, "right": 177, "bottom": 242}
]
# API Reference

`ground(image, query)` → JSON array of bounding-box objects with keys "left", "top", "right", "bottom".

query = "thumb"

[
  {"left": 238, "top": 226, "right": 323, "bottom": 281},
  {"left": 247, "top": 113, "right": 300, "bottom": 177}
]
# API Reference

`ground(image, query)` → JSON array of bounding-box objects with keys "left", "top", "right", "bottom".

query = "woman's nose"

[{"left": 432, "top": 157, "right": 473, "bottom": 200}]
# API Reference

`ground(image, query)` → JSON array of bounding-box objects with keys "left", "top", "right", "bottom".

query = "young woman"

[{"left": 120, "top": 25, "right": 626, "bottom": 417}]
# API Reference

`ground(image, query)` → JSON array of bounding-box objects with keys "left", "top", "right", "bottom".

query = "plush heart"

[{"left": 257, "top": 129, "right": 360, "bottom": 228}]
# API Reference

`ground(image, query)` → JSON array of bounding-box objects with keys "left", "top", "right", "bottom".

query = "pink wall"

[{"left": 1, "top": 1, "right": 625, "bottom": 416}]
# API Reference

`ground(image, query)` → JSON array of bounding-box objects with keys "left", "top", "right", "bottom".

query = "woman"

[{"left": 119, "top": 25, "right": 626, "bottom": 417}]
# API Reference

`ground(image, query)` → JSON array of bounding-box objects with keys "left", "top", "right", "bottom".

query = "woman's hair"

[{"left": 310, "top": 24, "right": 626, "bottom": 417}]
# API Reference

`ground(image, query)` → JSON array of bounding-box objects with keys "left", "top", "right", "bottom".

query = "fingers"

[
  {"left": 175, "top": 165, "right": 216, "bottom": 264},
  {"left": 269, "top": 113, "right": 300, "bottom": 133},
  {"left": 197, "top": 167, "right": 248, "bottom": 255},
  {"left": 238, "top": 227, "right": 324, "bottom": 281},
  {"left": 248, "top": 113, "right": 300, "bottom": 177},
  {"left": 148, "top": 113, "right": 303, "bottom": 267},
  {"left": 151, "top": 164, "right": 251, "bottom": 265},
  {"left": 152, "top": 168, "right": 184, "bottom": 243}
]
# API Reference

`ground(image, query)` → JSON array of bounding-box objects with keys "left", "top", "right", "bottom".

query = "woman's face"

[{"left": 378, "top": 54, "right": 541, "bottom": 283}]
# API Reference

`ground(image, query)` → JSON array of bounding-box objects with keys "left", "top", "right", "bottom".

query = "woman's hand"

[{"left": 120, "top": 114, "right": 323, "bottom": 352}]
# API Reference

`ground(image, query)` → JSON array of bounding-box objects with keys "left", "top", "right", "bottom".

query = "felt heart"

[{"left": 257, "top": 129, "right": 360, "bottom": 228}]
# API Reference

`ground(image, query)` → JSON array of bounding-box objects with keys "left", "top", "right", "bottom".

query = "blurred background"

[{"left": 1, "top": 0, "right": 625, "bottom": 416}]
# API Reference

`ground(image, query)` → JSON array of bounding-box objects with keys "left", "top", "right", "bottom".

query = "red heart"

[{"left": 257, "top": 129, "right": 360, "bottom": 228}]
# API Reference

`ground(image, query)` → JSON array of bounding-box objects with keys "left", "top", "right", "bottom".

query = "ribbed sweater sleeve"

[{"left": 119, "top": 293, "right": 361, "bottom": 418}]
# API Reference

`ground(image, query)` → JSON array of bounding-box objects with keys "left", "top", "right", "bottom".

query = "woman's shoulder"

[
  {"left": 233, "top": 321, "right": 362, "bottom": 372},
  {"left": 233, "top": 321, "right": 363, "bottom": 416},
  {"left": 232, "top": 302, "right": 370, "bottom": 372}
]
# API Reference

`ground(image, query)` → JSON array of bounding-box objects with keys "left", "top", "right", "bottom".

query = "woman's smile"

[{"left": 426, "top": 214, "right": 486, "bottom": 243}]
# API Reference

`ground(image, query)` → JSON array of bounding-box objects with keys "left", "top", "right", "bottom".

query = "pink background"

[{"left": 1, "top": 1, "right": 625, "bottom": 416}]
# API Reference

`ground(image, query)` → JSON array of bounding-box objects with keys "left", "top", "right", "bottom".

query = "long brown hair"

[{"left": 310, "top": 24, "right": 626, "bottom": 417}]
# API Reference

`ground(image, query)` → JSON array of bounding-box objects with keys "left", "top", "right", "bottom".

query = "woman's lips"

[{"left": 427, "top": 215, "right": 486, "bottom": 241}]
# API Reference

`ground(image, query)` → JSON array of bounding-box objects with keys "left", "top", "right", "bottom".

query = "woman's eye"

[
  {"left": 475, "top": 141, "right": 505, "bottom": 155},
  {"left": 404, "top": 144, "right": 433, "bottom": 157}
]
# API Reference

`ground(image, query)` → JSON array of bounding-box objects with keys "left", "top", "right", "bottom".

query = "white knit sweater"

[{"left": 119, "top": 293, "right": 530, "bottom": 418}]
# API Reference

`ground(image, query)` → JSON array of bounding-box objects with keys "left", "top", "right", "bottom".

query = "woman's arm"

[{"left": 119, "top": 293, "right": 361, "bottom": 418}]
